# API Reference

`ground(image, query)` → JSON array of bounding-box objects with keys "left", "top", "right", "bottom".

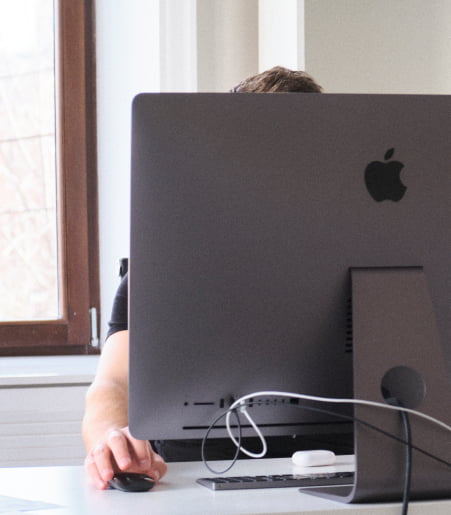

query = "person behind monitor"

[{"left": 82, "top": 66, "right": 323, "bottom": 490}]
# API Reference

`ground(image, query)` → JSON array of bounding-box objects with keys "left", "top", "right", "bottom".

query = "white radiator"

[{"left": 0, "top": 356, "right": 97, "bottom": 467}]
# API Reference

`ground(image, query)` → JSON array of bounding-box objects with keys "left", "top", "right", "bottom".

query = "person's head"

[{"left": 231, "top": 66, "right": 322, "bottom": 93}]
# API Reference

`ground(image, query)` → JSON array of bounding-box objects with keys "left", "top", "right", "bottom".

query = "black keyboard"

[{"left": 196, "top": 471, "right": 355, "bottom": 491}]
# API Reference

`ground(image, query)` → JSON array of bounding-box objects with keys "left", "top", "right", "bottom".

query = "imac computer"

[{"left": 128, "top": 92, "right": 451, "bottom": 502}]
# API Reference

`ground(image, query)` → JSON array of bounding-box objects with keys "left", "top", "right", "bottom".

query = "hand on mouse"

[{"left": 84, "top": 426, "right": 167, "bottom": 490}]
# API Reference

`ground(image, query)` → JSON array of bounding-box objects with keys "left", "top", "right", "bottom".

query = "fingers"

[
  {"left": 85, "top": 427, "right": 168, "bottom": 489},
  {"left": 121, "top": 428, "right": 168, "bottom": 481},
  {"left": 84, "top": 444, "right": 113, "bottom": 490},
  {"left": 107, "top": 429, "right": 134, "bottom": 471},
  {"left": 148, "top": 449, "right": 168, "bottom": 481},
  {"left": 84, "top": 429, "right": 132, "bottom": 489}
]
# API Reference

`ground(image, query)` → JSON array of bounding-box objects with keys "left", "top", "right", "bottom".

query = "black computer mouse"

[{"left": 108, "top": 472, "right": 155, "bottom": 492}]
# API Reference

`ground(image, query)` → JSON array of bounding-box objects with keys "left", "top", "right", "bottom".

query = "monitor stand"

[{"left": 303, "top": 267, "right": 451, "bottom": 503}]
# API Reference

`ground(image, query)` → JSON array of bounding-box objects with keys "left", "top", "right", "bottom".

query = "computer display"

[{"left": 128, "top": 93, "right": 451, "bottom": 500}]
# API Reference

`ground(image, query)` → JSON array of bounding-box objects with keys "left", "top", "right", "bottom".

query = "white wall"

[
  {"left": 159, "top": 0, "right": 197, "bottom": 92},
  {"left": 304, "top": 0, "right": 451, "bottom": 94},
  {"left": 196, "top": 0, "right": 259, "bottom": 92},
  {"left": 96, "top": 0, "right": 161, "bottom": 338},
  {"left": 259, "top": 0, "right": 305, "bottom": 72}
]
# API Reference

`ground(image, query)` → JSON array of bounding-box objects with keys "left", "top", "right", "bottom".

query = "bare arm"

[{"left": 82, "top": 330, "right": 167, "bottom": 489}]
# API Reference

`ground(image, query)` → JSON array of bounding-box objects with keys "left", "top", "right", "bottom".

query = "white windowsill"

[{"left": 0, "top": 355, "right": 99, "bottom": 387}]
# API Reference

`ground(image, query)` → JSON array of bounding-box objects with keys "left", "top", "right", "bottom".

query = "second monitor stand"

[{"left": 305, "top": 267, "right": 451, "bottom": 503}]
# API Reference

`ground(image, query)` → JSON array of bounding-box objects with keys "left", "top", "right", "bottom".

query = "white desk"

[{"left": 0, "top": 457, "right": 449, "bottom": 515}]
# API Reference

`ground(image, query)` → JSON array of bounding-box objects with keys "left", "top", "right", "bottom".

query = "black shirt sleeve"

[{"left": 106, "top": 272, "right": 129, "bottom": 340}]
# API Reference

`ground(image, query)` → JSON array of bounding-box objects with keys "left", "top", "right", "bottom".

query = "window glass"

[{"left": 0, "top": 0, "right": 58, "bottom": 321}]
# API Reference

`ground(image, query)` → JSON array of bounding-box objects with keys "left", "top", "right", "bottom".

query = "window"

[{"left": 0, "top": 0, "right": 99, "bottom": 355}]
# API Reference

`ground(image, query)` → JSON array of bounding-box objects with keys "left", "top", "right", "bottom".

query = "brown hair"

[{"left": 231, "top": 66, "right": 322, "bottom": 93}]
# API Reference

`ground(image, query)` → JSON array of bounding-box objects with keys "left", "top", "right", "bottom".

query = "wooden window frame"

[{"left": 0, "top": 0, "right": 99, "bottom": 356}]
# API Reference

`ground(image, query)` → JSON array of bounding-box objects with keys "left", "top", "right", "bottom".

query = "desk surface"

[{"left": 0, "top": 456, "right": 450, "bottom": 515}]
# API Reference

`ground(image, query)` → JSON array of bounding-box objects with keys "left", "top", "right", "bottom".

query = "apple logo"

[{"left": 364, "top": 148, "right": 406, "bottom": 202}]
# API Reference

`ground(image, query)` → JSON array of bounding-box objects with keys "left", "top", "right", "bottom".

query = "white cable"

[
  {"left": 225, "top": 390, "right": 451, "bottom": 458},
  {"left": 225, "top": 403, "right": 268, "bottom": 458}
]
